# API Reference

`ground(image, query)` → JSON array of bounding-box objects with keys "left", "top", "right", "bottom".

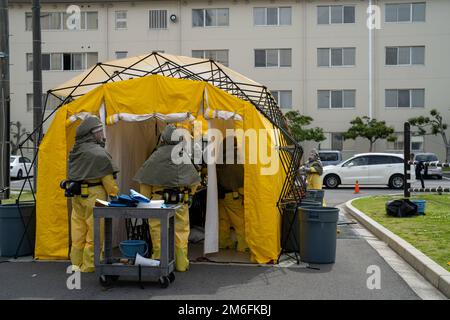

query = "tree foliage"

[
  {"left": 284, "top": 111, "right": 326, "bottom": 143},
  {"left": 409, "top": 109, "right": 449, "bottom": 162},
  {"left": 10, "top": 121, "right": 32, "bottom": 155},
  {"left": 343, "top": 116, "right": 396, "bottom": 151}
]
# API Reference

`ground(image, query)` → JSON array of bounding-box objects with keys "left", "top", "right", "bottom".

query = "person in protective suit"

[
  {"left": 67, "top": 115, "right": 119, "bottom": 272},
  {"left": 134, "top": 124, "right": 200, "bottom": 272},
  {"left": 301, "top": 149, "right": 324, "bottom": 190},
  {"left": 216, "top": 136, "right": 248, "bottom": 252}
]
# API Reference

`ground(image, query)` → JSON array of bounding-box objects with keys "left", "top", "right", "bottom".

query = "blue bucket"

[
  {"left": 119, "top": 240, "right": 148, "bottom": 258},
  {"left": 411, "top": 200, "right": 426, "bottom": 214}
]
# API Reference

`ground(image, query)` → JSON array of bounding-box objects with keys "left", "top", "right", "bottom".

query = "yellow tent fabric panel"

[
  {"left": 155, "top": 75, "right": 204, "bottom": 116},
  {"left": 36, "top": 88, "right": 105, "bottom": 260},
  {"left": 66, "top": 120, "right": 81, "bottom": 157},
  {"left": 35, "top": 106, "right": 71, "bottom": 260},
  {"left": 243, "top": 103, "right": 283, "bottom": 264},
  {"left": 104, "top": 75, "right": 204, "bottom": 116},
  {"left": 66, "top": 86, "right": 105, "bottom": 117},
  {"left": 205, "top": 83, "right": 245, "bottom": 117}
]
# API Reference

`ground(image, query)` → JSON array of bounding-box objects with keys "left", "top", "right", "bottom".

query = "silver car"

[
  {"left": 319, "top": 150, "right": 342, "bottom": 167},
  {"left": 322, "top": 153, "right": 410, "bottom": 189}
]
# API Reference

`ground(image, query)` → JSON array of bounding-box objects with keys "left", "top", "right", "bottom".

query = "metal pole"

[
  {"left": 368, "top": 0, "right": 373, "bottom": 120},
  {"left": 404, "top": 122, "right": 411, "bottom": 198},
  {"left": 32, "top": 0, "right": 42, "bottom": 190},
  {"left": 0, "top": 0, "right": 10, "bottom": 200}
]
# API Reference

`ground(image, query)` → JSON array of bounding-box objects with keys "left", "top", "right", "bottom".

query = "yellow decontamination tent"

[{"left": 34, "top": 53, "right": 304, "bottom": 264}]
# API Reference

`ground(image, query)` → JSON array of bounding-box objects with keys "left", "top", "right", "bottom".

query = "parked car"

[
  {"left": 318, "top": 150, "right": 342, "bottom": 166},
  {"left": 10, "top": 155, "right": 33, "bottom": 179},
  {"left": 322, "top": 153, "right": 411, "bottom": 189},
  {"left": 413, "top": 153, "right": 442, "bottom": 179}
]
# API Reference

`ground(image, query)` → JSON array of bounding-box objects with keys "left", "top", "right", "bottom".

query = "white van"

[{"left": 322, "top": 153, "right": 411, "bottom": 189}]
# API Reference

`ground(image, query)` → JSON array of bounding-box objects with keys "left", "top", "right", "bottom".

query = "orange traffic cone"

[{"left": 354, "top": 180, "right": 360, "bottom": 194}]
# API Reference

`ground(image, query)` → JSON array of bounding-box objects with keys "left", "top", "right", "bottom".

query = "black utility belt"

[
  {"left": 156, "top": 188, "right": 191, "bottom": 204},
  {"left": 60, "top": 180, "right": 103, "bottom": 198},
  {"left": 82, "top": 182, "right": 103, "bottom": 187}
]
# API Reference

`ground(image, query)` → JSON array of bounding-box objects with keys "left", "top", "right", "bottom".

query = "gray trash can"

[
  {"left": 299, "top": 206, "right": 339, "bottom": 264},
  {"left": 0, "top": 203, "right": 36, "bottom": 257},
  {"left": 305, "top": 189, "right": 325, "bottom": 206},
  {"left": 281, "top": 200, "right": 321, "bottom": 252}
]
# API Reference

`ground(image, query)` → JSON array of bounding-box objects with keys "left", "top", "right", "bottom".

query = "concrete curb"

[{"left": 345, "top": 198, "right": 450, "bottom": 299}]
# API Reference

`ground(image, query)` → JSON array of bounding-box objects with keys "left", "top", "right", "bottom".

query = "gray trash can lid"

[{"left": 299, "top": 206, "right": 339, "bottom": 223}]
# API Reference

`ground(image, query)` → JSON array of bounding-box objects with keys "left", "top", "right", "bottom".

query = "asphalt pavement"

[
  {"left": 0, "top": 237, "right": 418, "bottom": 300},
  {"left": 10, "top": 178, "right": 34, "bottom": 192}
]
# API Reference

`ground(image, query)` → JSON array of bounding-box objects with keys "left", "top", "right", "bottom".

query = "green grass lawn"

[
  {"left": 352, "top": 194, "right": 450, "bottom": 272},
  {"left": 1, "top": 192, "right": 35, "bottom": 204}
]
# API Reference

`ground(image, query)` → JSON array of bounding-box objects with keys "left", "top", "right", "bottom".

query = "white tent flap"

[{"left": 204, "top": 120, "right": 219, "bottom": 254}]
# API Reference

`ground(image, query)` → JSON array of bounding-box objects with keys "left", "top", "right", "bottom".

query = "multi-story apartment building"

[{"left": 7, "top": 0, "right": 450, "bottom": 160}]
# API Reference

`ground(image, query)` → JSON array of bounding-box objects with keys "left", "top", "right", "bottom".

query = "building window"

[
  {"left": 26, "top": 52, "right": 98, "bottom": 71},
  {"left": 115, "top": 11, "right": 127, "bottom": 29},
  {"left": 271, "top": 90, "right": 292, "bottom": 109},
  {"left": 389, "top": 134, "right": 423, "bottom": 151},
  {"left": 385, "top": 89, "right": 425, "bottom": 108},
  {"left": 26, "top": 93, "right": 61, "bottom": 112},
  {"left": 317, "top": 5, "right": 355, "bottom": 24},
  {"left": 26, "top": 12, "right": 61, "bottom": 30},
  {"left": 393, "top": 139, "right": 405, "bottom": 151},
  {"left": 192, "top": 8, "right": 229, "bottom": 27},
  {"left": 149, "top": 10, "right": 167, "bottom": 29},
  {"left": 25, "top": 12, "right": 32, "bottom": 31},
  {"left": 26, "top": 53, "right": 33, "bottom": 71},
  {"left": 192, "top": 50, "right": 229, "bottom": 66},
  {"left": 385, "top": 3, "right": 425, "bottom": 23},
  {"left": 43, "top": 12, "right": 62, "bottom": 30},
  {"left": 26, "top": 11, "right": 98, "bottom": 31},
  {"left": 115, "top": 51, "right": 128, "bottom": 59},
  {"left": 385, "top": 46, "right": 425, "bottom": 65},
  {"left": 317, "top": 47, "right": 355, "bottom": 67},
  {"left": 253, "top": 7, "right": 291, "bottom": 26},
  {"left": 254, "top": 49, "right": 291, "bottom": 68},
  {"left": 387, "top": 133, "right": 404, "bottom": 151},
  {"left": 85, "top": 12, "right": 98, "bottom": 29},
  {"left": 331, "top": 133, "right": 344, "bottom": 150},
  {"left": 411, "top": 135, "right": 424, "bottom": 151},
  {"left": 318, "top": 90, "right": 355, "bottom": 109},
  {"left": 62, "top": 11, "right": 98, "bottom": 30}
]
